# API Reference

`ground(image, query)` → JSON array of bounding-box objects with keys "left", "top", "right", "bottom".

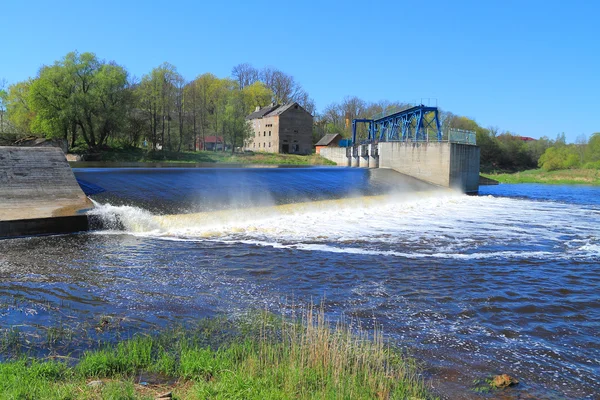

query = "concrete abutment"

[{"left": 0, "top": 146, "right": 93, "bottom": 238}]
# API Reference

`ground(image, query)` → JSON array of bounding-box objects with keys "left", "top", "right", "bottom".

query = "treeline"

[
  {"left": 0, "top": 52, "right": 314, "bottom": 152},
  {"left": 1, "top": 51, "right": 597, "bottom": 172},
  {"left": 537, "top": 133, "right": 600, "bottom": 171}
]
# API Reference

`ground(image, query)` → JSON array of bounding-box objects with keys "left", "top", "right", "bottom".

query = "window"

[
  {"left": 269, "top": 131, "right": 271, "bottom": 136},
  {"left": 264, "top": 131, "right": 266, "bottom": 136},
  {"left": 269, "top": 142, "right": 271, "bottom": 147}
]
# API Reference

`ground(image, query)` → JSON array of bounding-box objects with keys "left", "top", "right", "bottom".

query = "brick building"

[{"left": 245, "top": 102, "right": 313, "bottom": 154}]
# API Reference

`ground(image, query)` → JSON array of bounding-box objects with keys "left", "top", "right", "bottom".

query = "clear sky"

[{"left": 1, "top": 0, "right": 598, "bottom": 142}]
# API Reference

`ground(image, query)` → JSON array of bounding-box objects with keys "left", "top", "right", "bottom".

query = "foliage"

[
  {"left": 0, "top": 309, "right": 434, "bottom": 399},
  {"left": 537, "top": 132, "right": 600, "bottom": 171},
  {"left": 4, "top": 51, "right": 598, "bottom": 168},
  {"left": 27, "top": 52, "right": 129, "bottom": 150},
  {"left": 4, "top": 80, "right": 35, "bottom": 135},
  {"left": 482, "top": 168, "right": 600, "bottom": 185}
]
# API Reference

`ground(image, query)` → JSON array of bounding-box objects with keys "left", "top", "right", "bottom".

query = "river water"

[{"left": 1, "top": 167, "right": 598, "bottom": 399}]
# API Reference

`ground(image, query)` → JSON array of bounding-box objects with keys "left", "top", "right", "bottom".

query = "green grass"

[
  {"left": 482, "top": 168, "right": 600, "bottom": 185},
  {"left": 0, "top": 308, "right": 434, "bottom": 399},
  {"left": 73, "top": 148, "right": 337, "bottom": 166}
]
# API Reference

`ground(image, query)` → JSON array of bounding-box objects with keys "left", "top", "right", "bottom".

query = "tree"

[
  {"left": 4, "top": 80, "right": 34, "bottom": 135},
  {"left": 241, "top": 81, "right": 273, "bottom": 113},
  {"left": 585, "top": 133, "right": 600, "bottom": 165},
  {"left": 232, "top": 63, "right": 259, "bottom": 89},
  {"left": 137, "top": 63, "right": 180, "bottom": 151},
  {"left": 538, "top": 145, "right": 580, "bottom": 171},
  {"left": 223, "top": 88, "right": 252, "bottom": 153},
  {"left": 27, "top": 51, "right": 129, "bottom": 150},
  {"left": 0, "top": 79, "right": 7, "bottom": 134}
]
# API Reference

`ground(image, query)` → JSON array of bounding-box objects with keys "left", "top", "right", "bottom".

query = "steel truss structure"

[{"left": 352, "top": 105, "right": 442, "bottom": 145}]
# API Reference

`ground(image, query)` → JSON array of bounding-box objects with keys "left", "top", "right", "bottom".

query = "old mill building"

[{"left": 245, "top": 102, "right": 313, "bottom": 154}]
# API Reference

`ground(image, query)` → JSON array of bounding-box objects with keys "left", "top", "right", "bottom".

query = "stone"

[
  {"left": 87, "top": 380, "right": 104, "bottom": 387},
  {"left": 491, "top": 374, "right": 519, "bottom": 388}
]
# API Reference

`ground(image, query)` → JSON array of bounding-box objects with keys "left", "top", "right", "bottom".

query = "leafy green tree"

[
  {"left": 223, "top": 88, "right": 252, "bottom": 153},
  {"left": 27, "top": 52, "right": 128, "bottom": 150},
  {"left": 241, "top": 81, "right": 273, "bottom": 114},
  {"left": 137, "top": 63, "right": 180, "bottom": 150},
  {"left": 584, "top": 132, "right": 600, "bottom": 167},
  {"left": 4, "top": 80, "right": 34, "bottom": 135},
  {"left": 538, "top": 145, "right": 580, "bottom": 171}
]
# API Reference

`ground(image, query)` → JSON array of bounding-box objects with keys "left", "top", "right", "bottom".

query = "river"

[{"left": 0, "top": 167, "right": 598, "bottom": 399}]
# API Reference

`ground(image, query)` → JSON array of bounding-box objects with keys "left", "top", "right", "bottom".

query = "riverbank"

[
  {"left": 72, "top": 148, "right": 337, "bottom": 166},
  {"left": 482, "top": 168, "right": 600, "bottom": 185},
  {"left": 0, "top": 309, "right": 433, "bottom": 399}
]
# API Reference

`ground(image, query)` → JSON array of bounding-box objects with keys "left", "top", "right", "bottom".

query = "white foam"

[{"left": 90, "top": 192, "right": 600, "bottom": 260}]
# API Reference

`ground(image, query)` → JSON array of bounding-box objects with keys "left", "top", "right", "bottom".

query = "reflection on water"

[{"left": 1, "top": 168, "right": 599, "bottom": 399}]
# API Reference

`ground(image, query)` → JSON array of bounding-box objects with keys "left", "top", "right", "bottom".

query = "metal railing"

[{"left": 447, "top": 129, "right": 477, "bottom": 145}]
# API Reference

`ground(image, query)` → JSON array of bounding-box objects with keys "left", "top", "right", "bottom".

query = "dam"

[
  {"left": 0, "top": 167, "right": 598, "bottom": 399},
  {"left": 318, "top": 105, "right": 481, "bottom": 193},
  {"left": 0, "top": 146, "right": 92, "bottom": 238}
]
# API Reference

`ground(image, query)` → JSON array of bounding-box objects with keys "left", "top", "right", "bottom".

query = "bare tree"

[{"left": 232, "top": 63, "right": 259, "bottom": 89}]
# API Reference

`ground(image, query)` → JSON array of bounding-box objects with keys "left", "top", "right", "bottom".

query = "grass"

[
  {"left": 0, "top": 307, "right": 434, "bottom": 399},
  {"left": 73, "top": 148, "right": 337, "bottom": 166},
  {"left": 482, "top": 168, "right": 600, "bottom": 185}
]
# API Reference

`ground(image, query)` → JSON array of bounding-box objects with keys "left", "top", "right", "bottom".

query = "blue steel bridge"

[{"left": 351, "top": 104, "right": 475, "bottom": 146}]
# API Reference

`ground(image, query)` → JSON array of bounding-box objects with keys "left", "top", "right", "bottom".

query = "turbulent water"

[{"left": 1, "top": 167, "right": 599, "bottom": 399}]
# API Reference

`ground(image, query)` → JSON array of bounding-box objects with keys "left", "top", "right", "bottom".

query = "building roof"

[
  {"left": 315, "top": 133, "right": 343, "bottom": 146},
  {"left": 246, "top": 102, "right": 310, "bottom": 120},
  {"left": 246, "top": 104, "right": 280, "bottom": 120}
]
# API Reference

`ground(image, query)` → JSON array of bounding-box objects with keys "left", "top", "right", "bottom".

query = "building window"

[
  {"left": 269, "top": 131, "right": 271, "bottom": 136},
  {"left": 264, "top": 131, "right": 266, "bottom": 136},
  {"left": 269, "top": 142, "right": 271, "bottom": 147}
]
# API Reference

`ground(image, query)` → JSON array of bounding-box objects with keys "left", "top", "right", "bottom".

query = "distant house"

[
  {"left": 245, "top": 102, "right": 313, "bottom": 154},
  {"left": 196, "top": 136, "right": 224, "bottom": 151},
  {"left": 518, "top": 136, "right": 536, "bottom": 142},
  {"left": 314, "top": 133, "right": 343, "bottom": 154}
]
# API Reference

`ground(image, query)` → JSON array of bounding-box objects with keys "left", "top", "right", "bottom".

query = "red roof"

[
  {"left": 203, "top": 136, "right": 223, "bottom": 143},
  {"left": 518, "top": 136, "right": 536, "bottom": 141}
]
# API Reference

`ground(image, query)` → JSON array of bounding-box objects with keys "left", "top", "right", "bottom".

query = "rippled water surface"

[{"left": 1, "top": 168, "right": 599, "bottom": 399}]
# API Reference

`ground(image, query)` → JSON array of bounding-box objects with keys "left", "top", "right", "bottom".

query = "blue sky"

[{"left": 1, "top": 0, "right": 598, "bottom": 142}]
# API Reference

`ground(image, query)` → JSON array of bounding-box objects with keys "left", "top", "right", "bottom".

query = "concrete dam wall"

[
  {"left": 320, "top": 142, "right": 480, "bottom": 193},
  {"left": 0, "top": 146, "right": 93, "bottom": 238}
]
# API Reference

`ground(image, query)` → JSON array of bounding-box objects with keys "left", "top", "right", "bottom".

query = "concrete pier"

[
  {"left": 368, "top": 144, "right": 379, "bottom": 169},
  {"left": 0, "top": 146, "right": 93, "bottom": 238}
]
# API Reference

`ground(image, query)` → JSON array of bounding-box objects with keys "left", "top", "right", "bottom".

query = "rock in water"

[{"left": 492, "top": 374, "right": 519, "bottom": 388}]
